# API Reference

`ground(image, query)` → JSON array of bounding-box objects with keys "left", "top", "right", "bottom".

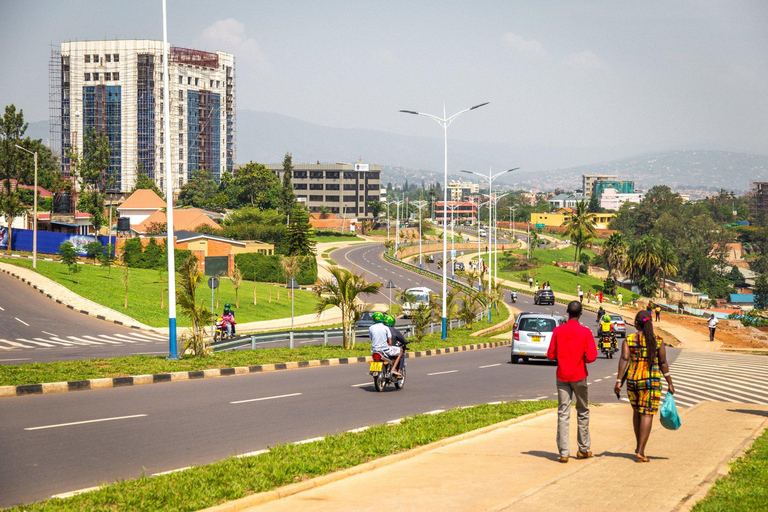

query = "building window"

[
  {"left": 195, "top": 78, "right": 199, "bottom": 85},
  {"left": 93, "top": 54, "right": 99, "bottom": 63},
  {"left": 326, "top": 195, "right": 340, "bottom": 202},
  {"left": 179, "top": 148, "right": 183, "bottom": 159},
  {"left": 179, "top": 90, "right": 183, "bottom": 100},
  {"left": 84, "top": 54, "right": 90, "bottom": 63},
  {"left": 179, "top": 119, "right": 183, "bottom": 130},
  {"left": 343, "top": 195, "right": 356, "bottom": 202},
  {"left": 344, "top": 184, "right": 356, "bottom": 190},
  {"left": 187, "top": 77, "right": 192, "bottom": 85},
  {"left": 344, "top": 172, "right": 355, "bottom": 179},
  {"left": 345, "top": 207, "right": 357, "bottom": 214},
  {"left": 210, "top": 79, "right": 214, "bottom": 87},
  {"left": 293, "top": 183, "right": 307, "bottom": 190},
  {"left": 359, "top": 195, "right": 364, "bottom": 202},
  {"left": 369, "top": 172, "right": 380, "bottom": 179},
  {"left": 310, "top": 195, "right": 323, "bottom": 202},
  {"left": 216, "top": 80, "right": 220, "bottom": 88},
  {"left": 105, "top": 54, "right": 111, "bottom": 62},
  {"left": 310, "top": 184, "right": 323, "bottom": 190},
  {"left": 113, "top": 72, "right": 119, "bottom": 80},
  {"left": 359, "top": 184, "right": 364, "bottom": 190},
  {"left": 105, "top": 72, "right": 111, "bottom": 81},
  {"left": 178, "top": 105, "right": 183, "bottom": 115},
  {"left": 359, "top": 207, "right": 364, "bottom": 213},
  {"left": 293, "top": 171, "right": 307, "bottom": 179},
  {"left": 92, "top": 72, "right": 99, "bottom": 80},
  {"left": 310, "top": 171, "right": 324, "bottom": 179},
  {"left": 113, "top": 54, "right": 119, "bottom": 62},
  {"left": 326, "top": 171, "right": 340, "bottom": 179},
  {"left": 179, "top": 134, "right": 183, "bottom": 145},
  {"left": 178, "top": 75, "right": 183, "bottom": 84},
  {"left": 326, "top": 184, "right": 339, "bottom": 190},
  {"left": 84, "top": 73, "right": 90, "bottom": 81},
  {"left": 179, "top": 163, "right": 183, "bottom": 173}
]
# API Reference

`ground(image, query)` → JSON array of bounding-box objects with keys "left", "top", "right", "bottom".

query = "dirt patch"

[{"left": 660, "top": 313, "right": 768, "bottom": 350}]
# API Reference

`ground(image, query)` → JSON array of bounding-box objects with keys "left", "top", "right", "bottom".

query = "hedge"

[
  {"left": 235, "top": 253, "right": 317, "bottom": 285},
  {"left": 121, "top": 237, "right": 191, "bottom": 271}
]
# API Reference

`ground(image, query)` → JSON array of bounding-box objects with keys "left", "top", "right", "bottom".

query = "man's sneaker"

[
  {"left": 557, "top": 456, "right": 568, "bottom": 463},
  {"left": 577, "top": 450, "right": 593, "bottom": 459}
]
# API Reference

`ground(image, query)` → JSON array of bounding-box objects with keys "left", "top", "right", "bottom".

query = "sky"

[{"left": 1, "top": 0, "right": 767, "bottom": 159}]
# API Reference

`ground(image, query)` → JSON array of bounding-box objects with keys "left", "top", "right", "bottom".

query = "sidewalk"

[{"left": 211, "top": 402, "right": 768, "bottom": 512}]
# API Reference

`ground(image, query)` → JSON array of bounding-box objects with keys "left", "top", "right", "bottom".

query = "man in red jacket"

[{"left": 547, "top": 301, "right": 598, "bottom": 463}]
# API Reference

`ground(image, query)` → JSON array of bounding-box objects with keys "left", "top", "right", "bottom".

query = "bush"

[
  {"left": 121, "top": 238, "right": 144, "bottom": 267},
  {"left": 313, "top": 229, "right": 357, "bottom": 238},
  {"left": 141, "top": 238, "right": 164, "bottom": 269},
  {"left": 235, "top": 253, "right": 317, "bottom": 284},
  {"left": 603, "top": 277, "right": 616, "bottom": 295},
  {"left": 121, "top": 237, "right": 190, "bottom": 271}
]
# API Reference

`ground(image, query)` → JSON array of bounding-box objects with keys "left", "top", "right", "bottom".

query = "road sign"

[
  {"left": 386, "top": 280, "right": 396, "bottom": 289},
  {"left": 451, "top": 249, "right": 456, "bottom": 259},
  {"left": 535, "top": 223, "right": 545, "bottom": 229},
  {"left": 207, "top": 276, "right": 219, "bottom": 289}
]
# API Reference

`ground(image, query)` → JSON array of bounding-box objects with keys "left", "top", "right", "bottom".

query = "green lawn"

[
  {"left": 693, "top": 427, "right": 768, "bottom": 511},
  {"left": 0, "top": 258, "right": 318, "bottom": 328},
  {"left": 7, "top": 400, "right": 554, "bottom": 511},
  {"left": 314, "top": 235, "right": 364, "bottom": 243}
]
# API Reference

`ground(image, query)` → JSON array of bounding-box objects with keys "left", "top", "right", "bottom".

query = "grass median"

[
  {"left": 0, "top": 304, "right": 509, "bottom": 387},
  {"left": 8, "top": 400, "right": 555, "bottom": 511},
  {"left": 692, "top": 427, "right": 768, "bottom": 511}
]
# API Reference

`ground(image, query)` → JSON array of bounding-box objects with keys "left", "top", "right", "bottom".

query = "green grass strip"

[
  {"left": 692, "top": 427, "right": 768, "bottom": 512},
  {"left": 0, "top": 305, "right": 508, "bottom": 387},
  {"left": 8, "top": 400, "right": 555, "bottom": 511}
]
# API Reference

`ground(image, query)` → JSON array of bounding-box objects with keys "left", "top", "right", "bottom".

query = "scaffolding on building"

[{"left": 48, "top": 44, "right": 66, "bottom": 175}]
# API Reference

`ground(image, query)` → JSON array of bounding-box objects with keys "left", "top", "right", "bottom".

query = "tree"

[
  {"left": 132, "top": 166, "right": 163, "bottom": 198},
  {"left": 657, "top": 238, "right": 679, "bottom": 292},
  {"left": 587, "top": 193, "right": 601, "bottom": 213},
  {"left": 231, "top": 263, "right": 243, "bottom": 308},
  {"left": 68, "top": 128, "right": 111, "bottom": 233},
  {"left": 367, "top": 200, "right": 384, "bottom": 221},
  {"left": 603, "top": 232, "right": 628, "bottom": 279},
  {"left": 754, "top": 274, "right": 768, "bottom": 310},
  {"left": 280, "top": 152, "right": 295, "bottom": 213},
  {"left": 235, "top": 161, "right": 281, "bottom": 209},
  {"left": 626, "top": 235, "right": 663, "bottom": 296},
  {"left": 410, "top": 303, "right": 433, "bottom": 342},
  {"left": 121, "top": 261, "right": 130, "bottom": 308},
  {"left": 314, "top": 266, "right": 380, "bottom": 349},
  {"left": 84, "top": 240, "right": 103, "bottom": 263},
  {"left": 176, "top": 254, "right": 212, "bottom": 356},
  {"left": 0, "top": 190, "right": 26, "bottom": 246},
  {"left": 178, "top": 169, "right": 218, "bottom": 210},
  {"left": 286, "top": 204, "right": 316, "bottom": 256},
  {"left": 58, "top": 241, "right": 79, "bottom": 275},
  {"left": 99, "top": 244, "right": 115, "bottom": 275},
  {"left": 459, "top": 291, "right": 484, "bottom": 329},
  {"left": 430, "top": 288, "right": 459, "bottom": 323},
  {"left": 0, "top": 105, "right": 29, "bottom": 242},
  {"left": 563, "top": 200, "right": 596, "bottom": 276}
]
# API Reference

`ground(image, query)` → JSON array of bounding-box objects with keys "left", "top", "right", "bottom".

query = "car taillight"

[
  {"left": 513, "top": 330, "right": 519, "bottom": 341},
  {"left": 618, "top": 322, "right": 625, "bottom": 327},
  {"left": 372, "top": 353, "right": 382, "bottom": 362}
]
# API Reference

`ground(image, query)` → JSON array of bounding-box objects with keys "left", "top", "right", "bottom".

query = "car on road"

[
  {"left": 609, "top": 314, "right": 627, "bottom": 338},
  {"left": 533, "top": 289, "right": 555, "bottom": 305},
  {"left": 454, "top": 261, "right": 465, "bottom": 272},
  {"left": 355, "top": 311, "right": 387, "bottom": 335},
  {"left": 401, "top": 287, "right": 432, "bottom": 318},
  {"left": 511, "top": 312, "right": 566, "bottom": 363},
  {"left": 479, "top": 228, "right": 487, "bottom": 237}
]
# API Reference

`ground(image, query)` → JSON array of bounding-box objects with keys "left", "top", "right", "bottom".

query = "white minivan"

[
  {"left": 511, "top": 312, "right": 566, "bottom": 363},
  {"left": 401, "top": 287, "right": 432, "bottom": 318}
]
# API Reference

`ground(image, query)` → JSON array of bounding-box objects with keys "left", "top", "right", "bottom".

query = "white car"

[{"left": 511, "top": 312, "right": 566, "bottom": 363}]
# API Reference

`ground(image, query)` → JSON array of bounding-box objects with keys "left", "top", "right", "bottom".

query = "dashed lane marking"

[
  {"left": 479, "top": 363, "right": 501, "bottom": 368},
  {"left": 427, "top": 370, "right": 458, "bottom": 376},
  {"left": 25, "top": 414, "right": 148, "bottom": 431},
  {"left": 351, "top": 382, "right": 371, "bottom": 387},
  {"left": 230, "top": 392, "right": 303, "bottom": 405},
  {"left": 15, "top": 317, "right": 29, "bottom": 326}
]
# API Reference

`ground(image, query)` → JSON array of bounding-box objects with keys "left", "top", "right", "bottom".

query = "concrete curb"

[
  {"left": 201, "top": 405, "right": 555, "bottom": 512},
  {"left": 0, "top": 265, "right": 152, "bottom": 332},
  {"left": 0, "top": 341, "right": 510, "bottom": 399}
]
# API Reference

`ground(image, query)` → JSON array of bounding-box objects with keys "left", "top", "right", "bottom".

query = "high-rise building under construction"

[{"left": 50, "top": 40, "right": 235, "bottom": 193}]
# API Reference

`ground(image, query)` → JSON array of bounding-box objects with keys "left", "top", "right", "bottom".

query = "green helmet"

[
  {"left": 603, "top": 314, "right": 611, "bottom": 322},
  {"left": 384, "top": 314, "right": 395, "bottom": 327},
  {"left": 372, "top": 311, "right": 385, "bottom": 323},
  {"left": 224, "top": 303, "right": 231, "bottom": 309}
]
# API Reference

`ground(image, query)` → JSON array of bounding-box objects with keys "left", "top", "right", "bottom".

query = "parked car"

[
  {"left": 454, "top": 261, "right": 465, "bottom": 272},
  {"left": 609, "top": 314, "right": 627, "bottom": 338},
  {"left": 511, "top": 312, "right": 566, "bottom": 363},
  {"left": 533, "top": 289, "right": 555, "bottom": 306},
  {"left": 355, "top": 311, "right": 387, "bottom": 335}
]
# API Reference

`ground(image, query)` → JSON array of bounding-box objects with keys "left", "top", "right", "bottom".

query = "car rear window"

[
  {"left": 610, "top": 315, "right": 623, "bottom": 321},
  {"left": 518, "top": 318, "right": 557, "bottom": 332}
]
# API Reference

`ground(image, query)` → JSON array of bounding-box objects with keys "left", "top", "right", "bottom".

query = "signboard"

[
  {"left": 535, "top": 223, "right": 545, "bottom": 229},
  {"left": 354, "top": 163, "right": 369, "bottom": 172},
  {"left": 207, "top": 276, "right": 220, "bottom": 290},
  {"left": 0, "top": 227, "right": 7, "bottom": 250},
  {"left": 451, "top": 249, "right": 456, "bottom": 259}
]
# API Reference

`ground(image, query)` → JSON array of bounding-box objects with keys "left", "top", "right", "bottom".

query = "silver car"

[
  {"left": 511, "top": 312, "right": 566, "bottom": 363},
  {"left": 609, "top": 314, "right": 627, "bottom": 338}
]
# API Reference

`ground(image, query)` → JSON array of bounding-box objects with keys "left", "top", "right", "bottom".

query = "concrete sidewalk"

[{"left": 211, "top": 402, "right": 768, "bottom": 512}]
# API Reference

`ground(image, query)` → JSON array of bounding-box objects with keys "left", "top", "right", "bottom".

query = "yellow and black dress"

[{"left": 626, "top": 333, "right": 662, "bottom": 415}]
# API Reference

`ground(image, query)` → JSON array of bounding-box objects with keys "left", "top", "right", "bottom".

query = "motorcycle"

[
  {"left": 213, "top": 318, "right": 236, "bottom": 343},
  {"left": 599, "top": 332, "right": 617, "bottom": 359},
  {"left": 369, "top": 339, "right": 410, "bottom": 392},
  {"left": 510, "top": 291, "right": 517, "bottom": 303}
]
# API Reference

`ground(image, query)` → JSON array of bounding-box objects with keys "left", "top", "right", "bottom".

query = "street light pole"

[
  {"left": 390, "top": 200, "right": 403, "bottom": 259},
  {"left": 400, "top": 102, "right": 489, "bottom": 339},
  {"left": 493, "top": 193, "right": 508, "bottom": 287},
  {"left": 412, "top": 200, "right": 428, "bottom": 268},
  {"left": 14, "top": 145, "right": 38, "bottom": 269},
  {"left": 447, "top": 204, "right": 459, "bottom": 280}
]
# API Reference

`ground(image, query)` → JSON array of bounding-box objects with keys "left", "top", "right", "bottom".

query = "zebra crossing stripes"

[
  {"left": 0, "top": 332, "right": 166, "bottom": 351},
  {"left": 669, "top": 351, "right": 768, "bottom": 408}
]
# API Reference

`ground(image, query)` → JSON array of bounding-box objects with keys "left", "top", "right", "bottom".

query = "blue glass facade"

[
  {"left": 187, "top": 90, "right": 221, "bottom": 181},
  {"left": 83, "top": 85, "right": 122, "bottom": 185},
  {"left": 137, "top": 55, "right": 156, "bottom": 179}
]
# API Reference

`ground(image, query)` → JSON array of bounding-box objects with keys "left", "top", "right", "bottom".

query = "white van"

[{"left": 401, "top": 287, "right": 432, "bottom": 318}]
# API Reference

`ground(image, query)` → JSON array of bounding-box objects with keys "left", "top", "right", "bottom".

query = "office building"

[
  {"left": 50, "top": 40, "right": 235, "bottom": 194},
  {"left": 548, "top": 193, "right": 587, "bottom": 210},
  {"left": 593, "top": 180, "right": 634, "bottom": 198},
  {"left": 582, "top": 174, "right": 617, "bottom": 197},
  {"left": 447, "top": 180, "right": 479, "bottom": 201},
  {"left": 267, "top": 162, "right": 381, "bottom": 219},
  {"left": 435, "top": 201, "right": 477, "bottom": 223},
  {"left": 600, "top": 188, "right": 644, "bottom": 210}
]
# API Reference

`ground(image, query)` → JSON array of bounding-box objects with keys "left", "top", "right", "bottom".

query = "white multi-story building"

[
  {"left": 51, "top": 40, "right": 235, "bottom": 193},
  {"left": 447, "top": 180, "right": 479, "bottom": 201},
  {"left": 599, "top": 188, "right": 644, "bottom": 210},
  {"left": 582, "top": 174, "right": 617, "bottom": 197}
]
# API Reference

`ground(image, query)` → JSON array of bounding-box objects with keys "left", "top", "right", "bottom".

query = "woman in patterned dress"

[{"left": 614, "top": 310, "right": 675, "bottom": 462}]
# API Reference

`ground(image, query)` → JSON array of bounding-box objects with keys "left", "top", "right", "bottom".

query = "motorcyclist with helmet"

[
  {"left": 221, "top": 303, "right": 236, "bottom": 337},
  {"left": 598, "top": 313, "right": 616, "bottom": 350},
  {"left": 368, "top": 311, "right": 402, "bottom": 377},
  {"left": 384, "top": 313, "right": 406, "bottom": 373}
]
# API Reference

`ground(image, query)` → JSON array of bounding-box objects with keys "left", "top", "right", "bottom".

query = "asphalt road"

[{"left": 0, "top": 274, "right": 170, "bottom": 364}]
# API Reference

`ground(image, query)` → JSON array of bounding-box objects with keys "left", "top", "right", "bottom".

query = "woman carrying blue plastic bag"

[{"left": 614, "top": 311, "right": 676, "bottom": 462}]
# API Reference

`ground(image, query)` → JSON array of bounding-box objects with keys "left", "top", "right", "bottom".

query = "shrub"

[
  {"left": 235, "top": 253, "right": 317, "bottom": 284},
  {"left": 121, "top": 238, "right": 144, "bottom": 267},
  {"left": 314, "top": 229, "right": 357, "bottom": 238},
  {"left": 141, "top": 237, "right": 164, "bottom": 269}
]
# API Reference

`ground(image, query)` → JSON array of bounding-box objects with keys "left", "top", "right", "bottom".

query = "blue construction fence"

[{"left": 0, "top": 227, "right": 116, "bottom": 257}]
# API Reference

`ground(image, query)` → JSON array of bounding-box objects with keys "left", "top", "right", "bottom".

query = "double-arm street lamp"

[
  {"left": 388, "top": 200, "right": 403, "bottom": 258},
  {"left": 411, "top": 200, "right": 428, "bottom": 268},
  {"left": 447, "top": 204, "right": 459, "bottom": 280},
  {"left": 400, "top": 102, "right": 489, "bottom": 339},
  {"left": 508, "top": 205, "right": 519, "bottom": 242},
  {"left": 13, "top": 145, "right": 38, "bottom": 269}
]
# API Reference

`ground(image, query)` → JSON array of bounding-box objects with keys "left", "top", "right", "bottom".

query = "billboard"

[
  {"left": 0, "top": 227, "right": 7, "bottom": 250},
  {"left": 354, "top": 163, "right": 369, "bottom": 172}
]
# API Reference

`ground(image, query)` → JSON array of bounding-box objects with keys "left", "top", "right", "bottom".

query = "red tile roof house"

[{"left": 116, "top": 189, "right": 221, "bottom": 236}]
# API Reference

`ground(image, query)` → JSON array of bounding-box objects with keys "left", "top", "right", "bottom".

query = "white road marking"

[
  {"left": 424, "top": 409, "right": 445, "bottom": 415},
  {"left": 51, "top": 486, "right": 101, "bottom": 499},
  {"left": 132, "top": 351, "right": 169, "bottom": 355},
  {"left": 0, "top": 339, "right": 32, "bottom": 349},
  {"left": 33, "top": 337, "right": 73, "bottom": 347},
  {"left": 16, "top": 338, "right": 54, "bottom": 348},
  {"left": 594, "top": 378, "right": 603, "bottom": 382},
  {"left": 347, "top": 426, "right": 370, "bottom": 433},
  {"left": 487, "top": 401, "right": 503, "bottom": 405},
  {"left": 129, "top": 332, "right": 166, "bottom": 341},
  {"left": 604, "top": 375, "right": 614, "bottom": 379},
  {"left": 351, "top": 382, "right": 371, "bottom": 387},
  {"left": 152, "top": 466, "right": 190, "bottom": 476},
  {"left": 67, "top": 336, "right": 107, "bottom": 345},
  {"left": 0, "top": 306, "right": 4, "bottom": 310},
  {"left": 111, "top": 334, "right": 140, "bottom": 343},
  {"left": 479, "top": 363, "right": 501, "bottom": 368},
  {"left": 236, "top": 449, "right": 269, "bottom": 458},
  {"left": 0, "top": 358, "right": 31, "bottom": 361},
  {"left": 427, "top": 370, "right": 458, "bottom": 376},
  {"left": 387, "top": 418, "right": 404, "bottom": 424},
  {"left": 294, "top": 436, "right": 324, "bottom": 445},
  {"left": 230, "top": 392, "right": 303, "bottom": 404},
  {"left": 41, "top": 331, "right": 57, "bottom": 336},
  {"left": 536, "top": 396, "right": 548, "bottom": 400},
  {"left": 25, "top": 414, "right": 148, "bottom": 431},
  {"left": 15, "top": 317, "right": 29, "bottom": 326}
]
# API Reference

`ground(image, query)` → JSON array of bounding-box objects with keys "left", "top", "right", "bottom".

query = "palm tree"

[
  {"left": 458, "top": 291, "right": 484, "bottom": 329},
  {"left": 314, "top": 266, "right": 380, "bottom": 349},
  {"left": 430, "top": 288, "right": 459, "bottom": 324},
  {"left": 410, "top": 303, "right": 433, "bottom": 342},
  {"left": 625, "top": 235, "right": 664, "bottom": 296},
  {"left": 176, "top": 255, "right": 212, "bottom": 356},
  {"left": 657, "top": 238, "right": 679, "bottom": 293},
  {"left": 603, "top": 232, "right": 628, "bottom": 279},
  {"left": 564, "top": 201, "right": 597, "bottom": 276},
  {"left": 464, "top": 269, "right": 478, "bottom": 291}
]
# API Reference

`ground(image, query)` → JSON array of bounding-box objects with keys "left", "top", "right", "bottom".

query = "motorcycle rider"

[
  {"left": 369, "top": 312, "right": 402, "bottom": 377},
  {"left": 221, "top": 303, "right": 236, "bottom": 337},
  {"left": 595, "top": 305, "right": 606, "bottom": 336},
  {"left": 384, "top": 313, "right": 406, "bottom": 373},
  {"left": 598, "top": 314, "right": 616, "bottom": 350}
]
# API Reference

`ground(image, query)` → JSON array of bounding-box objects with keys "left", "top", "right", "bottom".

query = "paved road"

[{"left": 0, "top": 274, "right": 170, "bottom": 364}]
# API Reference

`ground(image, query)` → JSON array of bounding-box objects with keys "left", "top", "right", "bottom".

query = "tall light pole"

[
  {"left": 508, "top": 205, "right": 518, "bottom": 243},
  {"left": 472, "top": 197, "right": 488, "bottom": 291},
  {"left": 14, "top": 145, "right": 38, "bottom": 269},
  {"left": 390, "top": 200, "right": 403, "bottom": 259},
  {"left": 400, "top": 102, "right": 489, "bottom": 339},
  {"left": 386, "top": 200, "right": 391, "bottom": 242},
  {"left": 412, "top": 200, "right": 428, "bottom": 268},
  {"left": 447, "top": 203, "right": 459, "bottom": 280},
  {"left": 161, "top": 0, "right": 178, "bottom": 359},
  {"left": 493, "top": 193, "right": 508, "bottom": 287}
]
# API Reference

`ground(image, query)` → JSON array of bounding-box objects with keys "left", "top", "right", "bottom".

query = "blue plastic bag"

[{"left": 660, "top": 393, "right": 681, "bottom": 430}]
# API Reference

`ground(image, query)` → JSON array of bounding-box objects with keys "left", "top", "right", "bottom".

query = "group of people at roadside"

[{"left": 547, "top": 300, "right": 675, "bottom": 463}]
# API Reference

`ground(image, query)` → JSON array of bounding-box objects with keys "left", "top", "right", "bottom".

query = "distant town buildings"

[
  {"left": 531, "top": 208, "right": 615, "bottom": 229},
  {"left": 751, "top": 181, "right": 768, "bottom": 219},
  {"left": 447, "top": 180, "right": 480, "bottom": 201},
  {"left": 50, "top": 40, "right": 236, "bottom": 193},
  {"left": 599, "top": 188, "right": 645, "bottom": 210},
  {"left": 266, "top": 162, "right": 381, "bottom": 219},
  {"left": 435, "top": 201, "right": 477, "bottom": 223},
  {"left": 581, "top": 174, "right": 617, "bottom": 197},
  {"left": 548, "top": 193, "right": 587, "bottom": 210}
]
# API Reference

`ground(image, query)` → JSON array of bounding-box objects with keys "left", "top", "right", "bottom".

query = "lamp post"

[
  {"left": 493, "top": 193, "right": 508, "bottom": 287},
  {"left": 412, "top": 200, "right": 428, "bottom": 268},
  {"left": 508, "top": 205, "right": 518, "bottom": 242},
  {"left": 386, "top": 279, "right": 396, "bottom": 313},
  {"left": 472, "top": 197, "right": 488, "bottom": 291},
  {"left": 287, "top": 277, "right": 299, "bottom": 348},
  {"left": 386, "top": 200, "right": 391, "bottom": 242},
  {"left": 13, "top": 145, "right": 38, "bottom": 269},
  {"left": 389, "top": 200, "right": 403, "bottom": 259},
  {"left": 447, "top": 203, "right": 459, "bottom": 280},
  {"left": 400, "top": 102, "right": 489, "bottom": 339}
]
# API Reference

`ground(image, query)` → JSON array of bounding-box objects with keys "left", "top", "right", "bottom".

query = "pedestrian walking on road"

[
  {"left": 708, "top": 314, "right": 719, "bottom": 341},
  {"left": 578, "top": 286, "right": 584, "bottom": 303},
  {"left": 587, "top": 290, "right": 593, "bottom": 304},
  {"left": 529, "top": 277, "right": 534, "bottom": 288},
  {"left": 617, "top": 293, "right": 623, "bottom": 308},
  {"left": 535, "top": 279, "right": 539, "bottom": 289},
  {"left": 614, "top": 310, "right": 675, "bottom": 462},
  {"left": 647, "top": 303, "right": 654, "bottom": 321},
  {"left": 655, "top": 305, "right": 661, "bottom": 322},
  {"left": 547, "top": 301, "right": 598, "bottom": 463},
  {"left": 598, "top": 291, "right": 603, "bottom": 303}
]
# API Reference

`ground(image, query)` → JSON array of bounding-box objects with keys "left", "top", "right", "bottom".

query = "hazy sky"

[{"left": 1, "top": 0, "right": 767, "bottom": 156}]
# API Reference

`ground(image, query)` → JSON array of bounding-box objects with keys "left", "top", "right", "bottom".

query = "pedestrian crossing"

[
  {"left": 0, "top": 331, "right": 167, "bottom": 350},
  {"left": 666, "top": 351, "right": 768, "bottom": 408}
]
